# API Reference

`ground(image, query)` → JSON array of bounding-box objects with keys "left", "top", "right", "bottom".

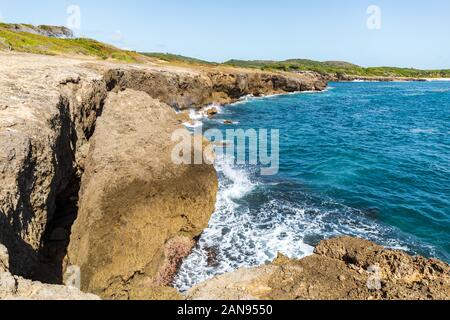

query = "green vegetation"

[
  {"left": 0, "top": 24, "right": 142, "bottom": 62},
  {"left": 1, "top": 23, "right": 449, "bottom": 78},
  {"left": 141, "top": 52, "right": 218, "bottom": 66},
  {"left": 224, "top": 59, "right": 450, "bottom": 78}
]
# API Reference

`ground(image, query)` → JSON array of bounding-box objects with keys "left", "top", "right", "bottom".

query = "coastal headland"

[{"left": 0, "top": 24, "right": 449, "bottom": 300}]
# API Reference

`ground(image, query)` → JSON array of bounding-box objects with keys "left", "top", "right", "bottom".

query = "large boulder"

[
  {"left": 187, "top": 237, "right": 450, "bottom": 300},
  {"left": 66, "top": 89, "right": 218, "bottom": 299}
]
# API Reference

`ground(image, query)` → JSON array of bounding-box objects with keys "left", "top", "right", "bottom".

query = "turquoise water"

[{"left": 176, "top": 81, "right": 450, "bottom": 290}]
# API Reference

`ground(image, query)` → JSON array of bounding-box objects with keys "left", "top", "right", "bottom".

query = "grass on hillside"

[
  {"left": 1, "top": 23, "right": 449, "bottom": 78},
  {"left": 0, "top": 24, "right": 142, "bottom": 62},
  {"left": 224, "top": 59, "right": 450, "bottom": 78},
  {"left": 141, "top": 52, "right": 218, "bottom": 66}
]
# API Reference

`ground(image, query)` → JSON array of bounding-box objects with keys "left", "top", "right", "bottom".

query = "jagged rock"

[
  {"left": 187, "top": 237, "right": 450, "bottom": 300},
  {"left": 104, "top": 69, "right": 214, "bottom": 109},
  {"left": 105, "top": 67, "right": 327, "bottom": 110},
  {"left": 66, "top": 89, "right": 218, "bottom": 299},
  {"left": 206, "top": 70, "right": 327, "bottom": 102},
  {"left": 206, "top": 107, "right": 218, "bottom": 118}
]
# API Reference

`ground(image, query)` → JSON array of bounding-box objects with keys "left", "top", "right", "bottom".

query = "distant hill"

[
  {"left": 1, "top": 23, "right": 449, "bottom": 78},
  {"left": 0, "top": 23, "right": 144, "bottom": 62},
  {"left": 141, "top": 52, "right": 218, "bottom": 66},
  {"left": 0, "top": 23, "right": 74, "bottom": 38},
  {"left": 224, "top": 59, "right": 450, "bottom": 78}
]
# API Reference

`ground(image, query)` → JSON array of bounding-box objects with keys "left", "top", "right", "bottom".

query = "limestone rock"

[
  {"left": 0, "top": 51, "right": 326, "bottom": 298},
  {"left": 0, "top": 271, "right": 100, "bottom": 300},
  {"left": 0, "top": 244, "right": 9, "bottom": 273},
  {"left": 105, "top": 67, "right": 327, "bottom": 110},
  {"left": 66, "top": 89, "right": 218, "bottom": 299},
  {"left": 104, "top": 69, "right": 214, "bottom": 109},
  {"left": 0, "top": 245, "right": 99, "bottom": 300},
  {"left": 187, "top": 237, "right": 450, "bottom": 300},
  {"left": 206, "top": 107, "right": 218, "bottom": 118},
  {"left": 0, "top": 53, "right": 106, "bottom": 277}
]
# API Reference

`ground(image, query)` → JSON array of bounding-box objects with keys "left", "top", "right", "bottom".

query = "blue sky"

[{"left": 0, "top": 0, "right": 449, "bottom": 69}]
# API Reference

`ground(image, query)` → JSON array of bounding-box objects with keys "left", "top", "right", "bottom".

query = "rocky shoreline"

[
  {"left": 0, "top": 52, "right": 448, "bottom": 300},
  {"left": 324, "top": 73, "right": 428, "bottom": 83},
  {"left": 188, "top": 237, "right": 449, "bottom": 300},
  {"left": 0, "top": 52, "right": 325, "bottom": 300}
]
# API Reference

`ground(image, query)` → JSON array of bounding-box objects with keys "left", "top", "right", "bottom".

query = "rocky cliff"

[
  {"left": 326, "top": 73, "right": 427, "bottom": 82},
  {"left": 0, "top": 52, "right": 326, "bottom": 299},
  {"left": 2, "top": 52, "right": 447, "bottom": 301},
  {"left": 188, "top": 237, "right": 450, "bottom": 300},
  {"left": 0, "top": 53, "right": 106, "bottom": 279},
  {"left": 104, "top": 67, "right": 327, "bottom": 109}
]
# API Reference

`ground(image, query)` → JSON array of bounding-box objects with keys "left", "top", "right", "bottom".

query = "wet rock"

[
  {"left": 206, "top": 107, "right": 218, "bottom": 118},
  {"left": 205, "top": 246, "right": 220, "bottom": 267}
]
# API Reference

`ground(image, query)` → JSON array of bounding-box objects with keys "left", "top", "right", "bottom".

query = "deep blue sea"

[{"left": 176, "top": 81, "right": 450, "bottom": 290}]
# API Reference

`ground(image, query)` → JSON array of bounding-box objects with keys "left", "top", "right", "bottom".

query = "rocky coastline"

[
  {"left": 0, "top": 52, "right": 448, "bottom": 300},
  {"left": 324, "top": 73, "right": 428, "bottom": 83},
  {"left": 0, "top": 52, "right": 325, "bottom": 300}
]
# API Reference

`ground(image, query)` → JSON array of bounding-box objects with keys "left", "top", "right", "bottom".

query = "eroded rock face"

[
  {"left": 0, "top": 54, "right": 107, "bottom": 277},
  {"left": 0, "top": 52, "right": 326, "bottom": 299},
  {"left": 206, "top": 70, "right": 327, "bottom": 104},
  {"left": 187, "top": 237, "right": 450, "bottom": 300},
  {"left": 66, "top": 89, "right": 218, "bottom": 299},
  {"left": 105, "top": 68, "right": 328, "bottom": 109}
]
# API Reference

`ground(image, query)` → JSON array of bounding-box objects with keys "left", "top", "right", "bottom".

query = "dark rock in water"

[
  {"left": 207, "top": 107, "right": 218, "bottom": 118},
  {"left": 205, "top": 246, "right": 220, "bottom": 267},
  {"left": 223, "top": 120, "right": 233, "bottom": 125},
  {"left": 364, "top": 208, "right": 380, "bottom": 219}
]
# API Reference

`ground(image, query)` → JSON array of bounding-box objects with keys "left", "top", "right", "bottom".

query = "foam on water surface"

[{"left": 174, "top": 81, "right": 450, "bottom": 291}]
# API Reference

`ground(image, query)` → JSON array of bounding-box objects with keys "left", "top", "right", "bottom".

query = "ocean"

[{"left": 175, "top": 81, "right": 450, "bottom": 291}]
